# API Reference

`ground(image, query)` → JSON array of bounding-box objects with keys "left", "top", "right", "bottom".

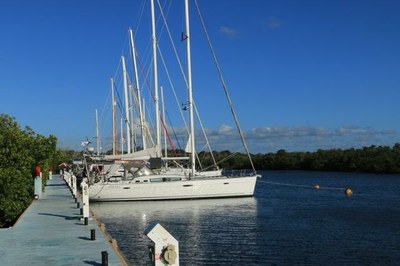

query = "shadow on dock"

[
  {"left": 78, "top": 236, "right": 93, "bottom": 241},
  {"left": 83, "top": 260, "right": 102, "bottom": 266},
  {"left": 38, "top": 212, "right": 81, "bottom": 220},
  {"left": 46, "top": 183, "right": 67, "bottom": 187}
]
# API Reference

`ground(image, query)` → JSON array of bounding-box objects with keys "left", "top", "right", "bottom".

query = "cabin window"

[
  {"left": 149, "top": 177, "right": 181, "bottom": 182},
  {"left": 150, "top": 178, "right": 163, "bottom": 183}
]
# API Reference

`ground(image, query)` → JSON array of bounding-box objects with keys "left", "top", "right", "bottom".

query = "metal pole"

[
  {"left": 150, "top": 0, "right": 161, "bottom": 156},
  {"left": 184, "top": 0, "right": 196, "bottom": 177},
  {"left": 120, "top": 117, "right": 124, "bottom": 154},
  {"left": 129, "top": 28, "right": 146, "bottom": 150},
  {"left": 111, "top": 78, "right": 117, "bottom": 155},
  {"left": 95, "top": 109, "right": 100, "bottom": 156},
  {"left": 129, "top": 84, "right": 136, "bottom": 152},
  {"left": 161, "top": 86, "right": 167, "bottom": 159},
  {"left": 122, "top": 56, "right": 131, "bottom": 153}
]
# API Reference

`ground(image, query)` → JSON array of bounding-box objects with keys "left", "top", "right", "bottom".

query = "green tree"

[
  {"left": 0, "top": 114, "right": 59, "bottom": 227},
  {"left": 0, "top": 114, "right": 34, "bottom": 227}
]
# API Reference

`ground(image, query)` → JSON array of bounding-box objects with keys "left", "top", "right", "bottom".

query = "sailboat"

[{"left": 86, "top": 0, "right": 260, "bottom": 202}]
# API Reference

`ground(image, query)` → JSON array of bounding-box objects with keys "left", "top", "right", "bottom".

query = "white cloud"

[
  {"left": 202, "top": 125, "right": 399, "bottom": 153},
  {"left": 218, "top": 124, "right": 234, "bottom": 134},
  {"left": 266, "top": 17, "right": 283, "bottom": 29},
  {"left": 219, "top": 26, "right": 239, "bottom": 38},
  {"left": 62, "top": 125, "right": 400, "bottom": 154}
]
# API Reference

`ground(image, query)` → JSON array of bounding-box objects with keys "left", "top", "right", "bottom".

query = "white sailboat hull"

[{"left": 89, "top": 175, "right": 257, "bottom": 202}]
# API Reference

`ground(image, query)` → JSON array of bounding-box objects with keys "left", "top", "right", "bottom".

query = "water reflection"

[
  {"left": 91, "top": 171, "right": 400, "bottom": 265},
  {"left": 91, "top": 197, "right": 258, "bottom": 265}
]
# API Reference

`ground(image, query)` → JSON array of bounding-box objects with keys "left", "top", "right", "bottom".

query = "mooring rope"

[{"left": 263, "top": 180, "right": 344, "bottom": 190}]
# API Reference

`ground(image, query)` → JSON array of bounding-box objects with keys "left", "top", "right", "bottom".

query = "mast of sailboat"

[
  {"left": 161, "top": 86, "right": 168, "bottom": 160},
  {"left": 128, "top": 27, "right": 146, "bottom": 150},
  {"left": 150, "top": 0, "right": 161, "bottom": 156},
  {"left": 129, "top": 84, "right": 136, "bottom": 152},
  {"left": 111, "top": 77, "right": 117, "bottom": 155},
  {"left": 184, "top": 0, "right": 196, "bottom": 177},
  {"left": 95, "top": 109, "right": 100, "bottom": 156},
  {"left": 120, "top": 117, "right": 124, "bottom": 154},
  {"left": 121, "top": 56, "right": 131, "bottom": 154}
]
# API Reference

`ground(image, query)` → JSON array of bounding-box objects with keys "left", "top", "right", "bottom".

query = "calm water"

[{"left": 90, "top": 171, "right": 400, "bottom": 265}]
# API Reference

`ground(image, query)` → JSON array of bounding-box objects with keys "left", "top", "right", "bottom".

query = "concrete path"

[{"left": 0, "top": 175, "right": 126, "bottom": 265}]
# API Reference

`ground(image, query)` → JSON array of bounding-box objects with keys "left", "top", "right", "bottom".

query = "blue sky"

[{"left": 1, "top": 0, "right": 400, "bottom": 154}]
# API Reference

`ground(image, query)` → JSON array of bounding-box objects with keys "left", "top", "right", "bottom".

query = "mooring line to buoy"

[
  {"left": 263, "top": 180, "right": 353, "bottom": 196},
  {"left": 263, "top": 180, "right": 315, "bottom": 189}
]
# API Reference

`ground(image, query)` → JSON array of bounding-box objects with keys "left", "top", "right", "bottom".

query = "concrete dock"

[{"left": 0, "top": 175, "right": 127, "bottom": 265}]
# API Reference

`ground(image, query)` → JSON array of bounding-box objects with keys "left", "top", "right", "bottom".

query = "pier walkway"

[{"left": 0, "top": 175, "right": 125, "bottom": 265}]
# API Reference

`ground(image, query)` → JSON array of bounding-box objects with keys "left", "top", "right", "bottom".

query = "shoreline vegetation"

[
  {"left": 208, "top": 144, "right": 400, "bottom": 174},
  {"left": 65, "top": 143, "right": 400, "bottom": 175},
  {"left": 1, "top": 113, "right": 400, "bottom": 227},
  {"left": 0, "top": 114, "right": 62, "bottom": 228}
]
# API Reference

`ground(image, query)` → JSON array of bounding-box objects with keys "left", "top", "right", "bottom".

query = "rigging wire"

[
  {"left": 156, "top": 0, "right": 188, "bottom": 91},
  {"left": 113, "top": 80, "right": 128, "bottom": 126},
  {"left": 135, "top": 47, "right": 157, "bottom": 146},
  {"left": 160, "top": 113, "right": 178, "bottom": 157},
  {"left": 194, "top": 0, "right": 256, "bottom": 173},
  {"left": 202, "top": 148, "right": 244, "bottom": 171},
  {"left": 157, "top": 44, "right": 189, "bottom": 135},
  {"left": 156, "top": 0, "right": 217, "bottom": 168},
  {"left": 157, "top": 42, "right": 217, "bottom": 167},
  {"left": 133, "top": 0, "right": 147, "bottom": 37},
  {"left": 98, "top": 85, "right": 113, "bottom": 153},
  {"left": 166, "top": 111, "right": 182, "bottom": 150},
  {"left": 193, "top": 102, "right": 218, "bottom": 167}
]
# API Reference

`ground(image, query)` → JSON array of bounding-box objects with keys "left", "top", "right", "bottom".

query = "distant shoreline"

[{"left": 198, "top": 143, "right": 400, "bottom": 174}]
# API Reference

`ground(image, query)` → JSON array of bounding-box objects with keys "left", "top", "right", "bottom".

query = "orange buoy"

[{"left": 344, "top": 188, "right": 353, "bottom": 196}]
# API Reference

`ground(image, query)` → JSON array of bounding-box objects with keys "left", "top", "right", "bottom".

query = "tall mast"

[
  {"left": 129, "top": 27, "right": 146, "bottom": 150},
  {"left": 161, "top": 86, "right": 167, "bottom": 158},
  {"left": 129, "top": 84, "right": 136, "bottom": 152},
  {"left": 95, "top": 109, "right": 100, "bottom": 156},
  {"left": 150, "top": 0, "right": 161, "bottom": 156},
  {"left": 184, "top": 0, "right": 196, "bottom": 177},
  {"left": 111, "top": 77, "right": 117, "bottom": 155},
  {"left": 120, "top": 117, "right": 124, "bottom": 154},
  {"left": 121, "top": 56, "right": 131, "bottom": 154}
]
